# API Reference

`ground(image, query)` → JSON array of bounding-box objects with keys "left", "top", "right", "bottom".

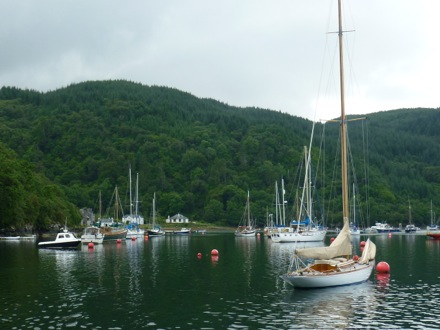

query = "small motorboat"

[
  {"left": 405, "top": 224, "right": 418, "bottom": 233},
  {"left": 173, "top": 228, "right": 191, "bottom": 235},
  {"left": 427, "top": 232, "right": 440, "bottom": 240},
  {"left": 38, "top": 229, "right": 81, "bottom": 249},
  {"left": 81, "top": 226, "right": 104, "bottom": 244}
]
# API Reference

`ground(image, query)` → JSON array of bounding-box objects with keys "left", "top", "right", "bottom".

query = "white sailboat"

[
  {"left": 235, "top": 191, "right": 256, "bottom": 237},
  {"left": 124, "top": 167, "right": 145, "bottom": 239},
  {"left": 405, "top": 199, "right": 417, "bottom": 233},
  {"left": 271, "top": 147, "right": 327, "bottom": 243},
  {"left": 281, "top": 0, "right": 376, "bottom": 288},
  {"left": 427, "top": 200, "right": 439, "bottom": 231},
  {"left": 147, "top": 193, "right": 165, "bottom": 236}
]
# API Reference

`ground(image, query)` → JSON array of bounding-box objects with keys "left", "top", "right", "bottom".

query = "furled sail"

[
  {"left": 296, "top": 217, "right": 352, "bottom": 260},
  {"left": 359, "top": 238, "right": 376, "bottom": 264}
]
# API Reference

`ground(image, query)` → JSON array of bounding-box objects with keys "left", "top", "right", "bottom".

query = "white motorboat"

[
  {"left": 173, "top": 228, "right": 191, "bottom": 235},
  {"left": 38, "top": 229, "right": 81, "bottom": 249},
  {"left": 81, "top": 226, "right": 104, "bottom": 244}
]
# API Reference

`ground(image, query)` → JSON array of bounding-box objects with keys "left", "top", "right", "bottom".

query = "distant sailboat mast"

[{"left": 135, "top": 172, "right": 140, "bottom": 223}]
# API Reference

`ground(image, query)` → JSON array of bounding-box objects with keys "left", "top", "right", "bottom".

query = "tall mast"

[
  {"left": 281, "top": 178, "right": 286, "bottom": 226},
  {"left": 115, "top": 186, "right": 119, "bottom": 222},
  {"left": 99, "top": 190, "right": 102, "bottom": 219},
  {"left": 247, "top": 190, "right": 251, "bottom": 228},
  {"left": 275, "top": 181, "right": 279, "bottom": 226},
  {"left": 129, "top": 165, "right": 133, "bottom": 217},
  {"left": 135, "top": 172, "right": 139, "bottom": 222},
  {"left": 338, "top": 0, "right": 349, "bottom": 223},
  {"left": 152, "top": 192, "right": 156, "bottom": 227}
]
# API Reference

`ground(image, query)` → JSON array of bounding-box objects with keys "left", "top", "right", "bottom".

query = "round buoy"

[
  {"left": 131, "top": 236, "right": 136, "bottom": 241},
  {"left": 376, "top": 261, "right": 390, "bottom": 274},
  {"left": 330, "top": 237, "right": 335, "bottom": 242},
  {"left": 360, "top": 241, "right": 366, "bottom": 247},
  {"left": 388, "top": 233, "right": 392, "bottom": 237},
  {"left": 88, "top": 242, "right": 94, "bottom": 249},
  {"left": 145, "top": 235, "right": 149, "bottom": 240},
  {"left": 211, "top": 249, "right": 219, "bottom": 256},
  {"left": 353, "top": 255, "right": 359, "bottom": 261},
  {"left": 197, "top": 252, "right": 202, "bottom": 259},
  {"left": 117, "top": 239, "right": 122, "bottom": 244}
]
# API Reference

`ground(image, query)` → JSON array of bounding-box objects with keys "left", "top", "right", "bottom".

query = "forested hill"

[{"left": 0, "top": 80, "right": 439, "bottom": 230}]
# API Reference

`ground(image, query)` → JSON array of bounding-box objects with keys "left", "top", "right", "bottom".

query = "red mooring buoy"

[
  {"left": 131, "top": 236, "right": 136, "bottom": 241},
  {"left": 360, "top": 241, "right": 366, "bottom": 247},
  {"left": 211, "top": 249, "right": 219, "bottom": 256},
  {"left": 330, "top": 237, "right": 335, "bottom": 242},
  {"left": 88, "top": 242, "right": 94, "bottom": 249},
  {"left": 376, "top": 261, "right": 391, "bottom": 274},
  {"left": 117, "top": 239, "right": 122, "bottom": 244},
  {"left": 197, "top": 252, "right": 202, "bottom": 258}
]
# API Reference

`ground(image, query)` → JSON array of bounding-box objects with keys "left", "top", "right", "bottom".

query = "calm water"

[{"left": 1, "top": 232, "right": 440, "bottom": 329}]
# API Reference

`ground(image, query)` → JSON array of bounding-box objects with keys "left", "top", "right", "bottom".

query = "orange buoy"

[
  {"left": 131, "top": 236, "right": 136, "bottom": 241},
  {"left": 376, "top": 261, "right": 390, "bottom": 274},
  {"left": 211, "top": 249, "right": 219, "bottom": 256},
  {"left": 360, "top": 241, "right": 366, "bottom": 247},
  {"left": 117, "top": 239, "right": 122, "bottom": 244},
  {"left": 88, "top": 242, "right": 94, "bottom": 249}
]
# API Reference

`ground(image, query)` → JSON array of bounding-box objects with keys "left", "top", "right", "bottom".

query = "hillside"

[{"left": 0, "top": 80, "right": 439, "bottom": 229}]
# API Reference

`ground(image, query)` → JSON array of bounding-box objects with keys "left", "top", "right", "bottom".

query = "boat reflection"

[
  {"left": 235, "top": 235, "right": 257, "bottom": 289},
  {"left": 146, "top": 233, "right": 165, "bottom": 288},
  {"left": 282, "top": 282, "right": 378, "bottom": 328}
]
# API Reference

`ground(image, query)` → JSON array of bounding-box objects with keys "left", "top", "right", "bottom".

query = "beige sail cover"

[
  {"left": 296, "top": 217, "right": 352, "bottom": 259},
  {"left": 358, "top": 238, "right": 376, "bottom": 264}
]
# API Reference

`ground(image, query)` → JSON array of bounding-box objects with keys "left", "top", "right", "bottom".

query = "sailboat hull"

[
  {"left": 281, "top": 261, "right": 375, "bottom": 289},
  {"left": 234, "top": 230, "right": 256, "bottom": 237},
  {"left": 271, "top": 229, "right": 326, "bottom": 243}
]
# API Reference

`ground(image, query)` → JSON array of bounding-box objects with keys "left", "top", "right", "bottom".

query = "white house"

[{"left": 166, "top": 213, "right": 189, "bottom": 224}]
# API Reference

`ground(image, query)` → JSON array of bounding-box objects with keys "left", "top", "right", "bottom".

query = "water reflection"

[
  {"left": 125, "top": 239, "right": 143, "bottom": 307},
  {"left": 279, "top": 282, "right": 378, "bottom": 328},
  {"left": 37, "top": 249, "right": 86, "bottom": 328},
  {"left": 146, "top": 235, "right": 165, "bottom": 287},
  {"left": 4, "top": 233, "right": 440, "bottom": 329},
  {"left": 235, "top": 236, "right": 257, "bottom": 289}
]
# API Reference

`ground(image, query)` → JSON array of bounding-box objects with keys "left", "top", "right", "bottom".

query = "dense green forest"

[{"left": 0, "top": 80, "right": 439, "bottom": 231}]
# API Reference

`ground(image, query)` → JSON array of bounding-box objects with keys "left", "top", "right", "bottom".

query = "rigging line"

[
  {"left": 346, "top": 124, "right": 366, "bottom": 227},
  {"left": 362, "top": 119, "right": 371, "bottom": 226},
  {"left": 315, "top": 124, "right": 325, "bottom": 224}
]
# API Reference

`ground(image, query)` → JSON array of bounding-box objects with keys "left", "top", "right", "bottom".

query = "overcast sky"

[{"left": 1, "top": 0, "right": 439, "bottom": 120}]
